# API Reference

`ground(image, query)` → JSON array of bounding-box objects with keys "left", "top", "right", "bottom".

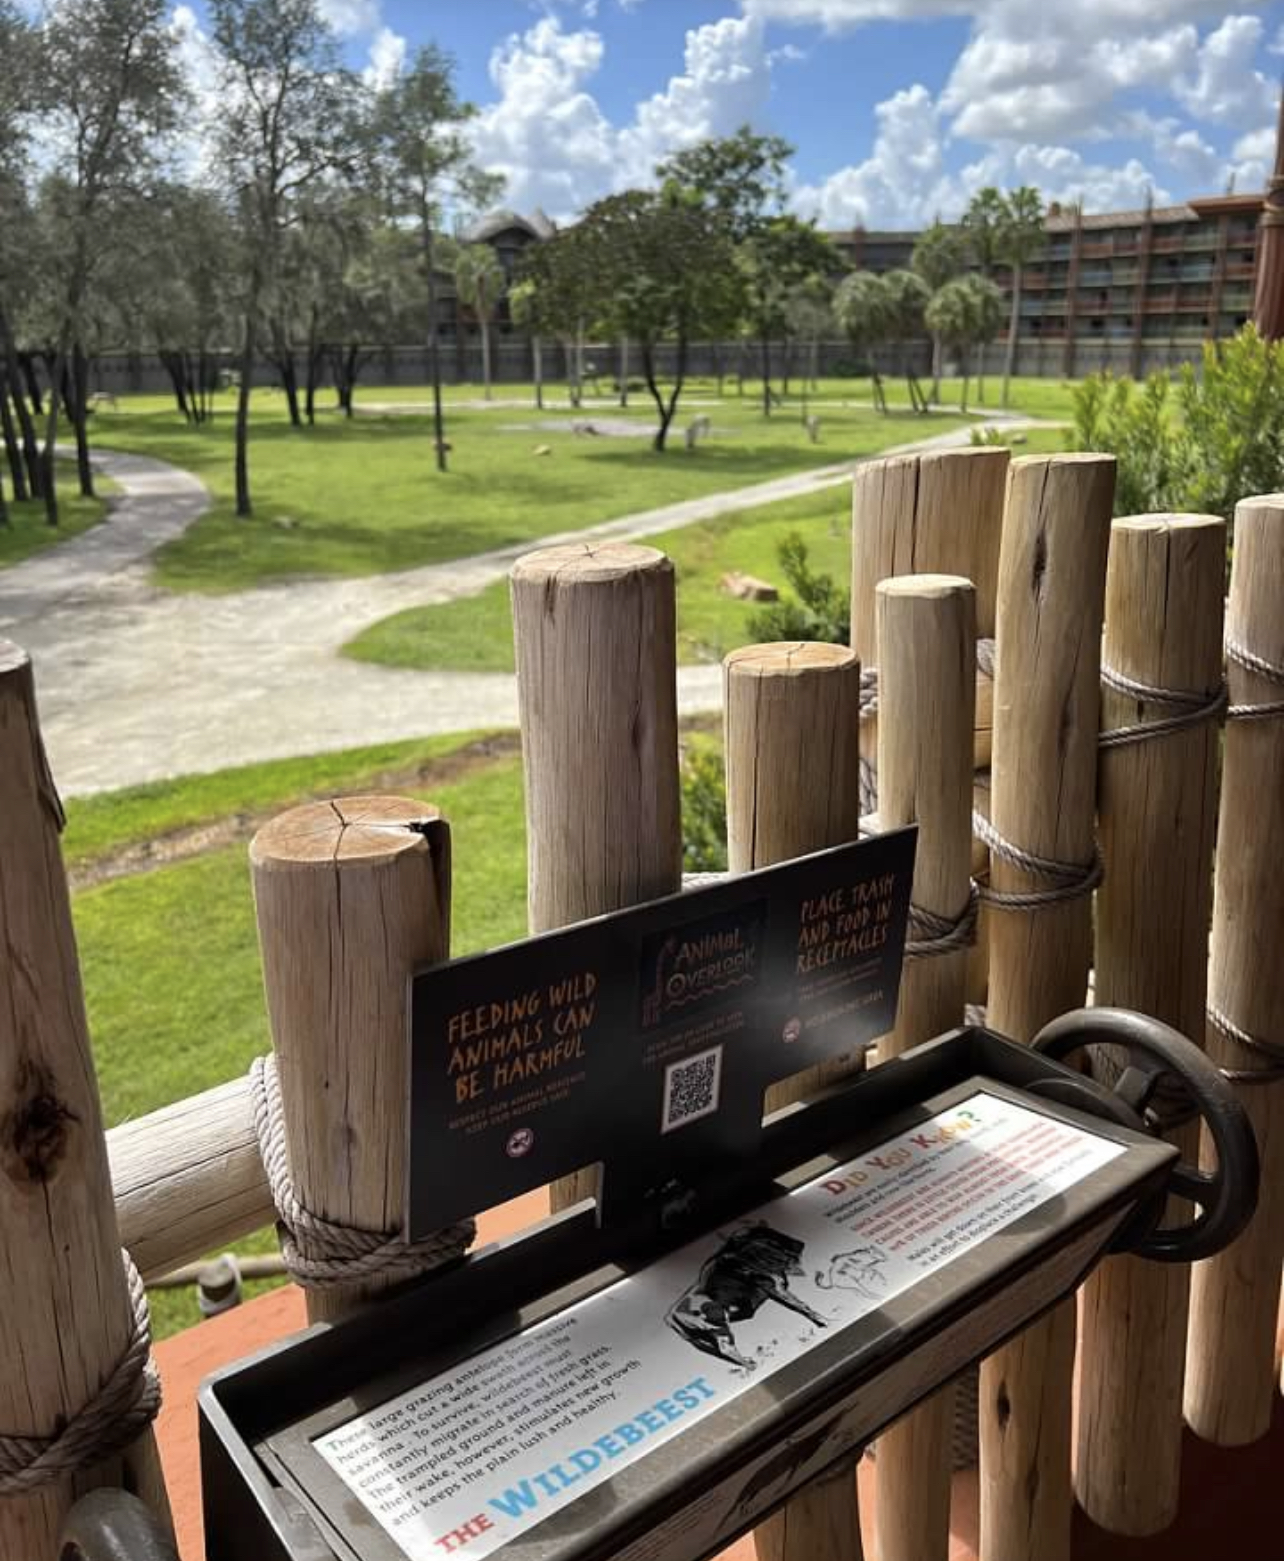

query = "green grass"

[
  {"left": 0, "top": 462, "right": 114, "bottom": 567},
  {"left": 347, "top": 483, "right": 850, "bottom": 673},
  {"left": 70, "top": 731, "right": 530, "bottom": 1338},
  {"left": 63, "top": 729, "right": 496, "bottom": 869},
  {"left": 84, "top": 388, "right": 969, "bottom": 593}
]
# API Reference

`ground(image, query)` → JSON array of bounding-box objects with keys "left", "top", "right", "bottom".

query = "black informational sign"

[{"left": 406, "top": 831, "right": 916, "bottom": 1237}]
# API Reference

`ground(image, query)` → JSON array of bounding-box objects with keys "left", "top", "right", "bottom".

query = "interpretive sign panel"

[
  {"left": 408, "top": 832, "right": 917, "bottom": 1235},
  {"left": 313, "top": 1091, "right": 1122, "bottom": 1561}
]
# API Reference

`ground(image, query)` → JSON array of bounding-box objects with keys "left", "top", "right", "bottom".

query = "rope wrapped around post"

[
  {"left": 0, "top": 1253, "right": 160, "bottom": 1497},
  {"left": 249, "top": 1055, "right": 475, "bottom": 1290}
]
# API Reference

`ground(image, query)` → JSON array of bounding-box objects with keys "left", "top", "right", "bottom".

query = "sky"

[{"left": 174, "top": 1, "right": 1284, "bottom": 229}]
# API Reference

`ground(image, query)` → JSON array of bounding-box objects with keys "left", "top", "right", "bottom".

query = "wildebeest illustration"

[
  {"left": 815, "top": 1245, "right": 888, "bottom": 1301},
  {"left": 666, "top": 1223, "right": 827, "bottom": 1369}
]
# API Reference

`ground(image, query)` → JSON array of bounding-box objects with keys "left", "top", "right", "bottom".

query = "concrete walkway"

[{"left": 2, "top": 421, "right": 1056, "bottom": 796}]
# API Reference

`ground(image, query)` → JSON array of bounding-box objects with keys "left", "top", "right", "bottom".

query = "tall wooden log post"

[
  {"left": 250, "top": 797, "right": 451, "bottom": 1325},
  {"left": 511, "top": 541, "right": 681, "bottom": 1213},
  {"left": 0, "top": 644, "right": 170, "bottom": 1553},
  {"left": 1078, "top": 515, "right": 1225, "bottom": 1533},
  {"left": 977, "top": 454, "right": 1116, "bottom": 1561},
  {"left": 872, "top": 577, "right": 977, "bottom": 1561},
  {"left": 850, "top": 446, "right": 1008, "bottom": 1010},
  {"left": 723, "top": 640, "right": 865, "bottom": 1561},
  {"left": 1186, "top": 494, "right": 1284, "bottom": 1444}
]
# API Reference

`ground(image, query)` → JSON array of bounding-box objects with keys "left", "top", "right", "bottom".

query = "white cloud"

[
  {"left": 470, "top": 14, "right": 773, "bottom": 218},
  {"left": 363, "top": 25, "right": 406, "bottom": 90},
  {"left": 318, "top": 0, "right": 380, "bottom": 35},
  {"left": 1174, "top": 15, "right": 1277, "bottom": 128}
]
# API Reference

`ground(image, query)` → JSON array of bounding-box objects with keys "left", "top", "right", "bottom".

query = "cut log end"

[
  {"left": 250, "top": 797, "right": 442, "bottom": 867},
  {"left": 0, "top": 638, "right": 31, "bottom": 677},
  {"left": 724, "top": 641, "right": 858, "bottom": 678},
  {"left": 877, "top": 572, "right": 973, "bottom": 601},
  {"left": 510, "top": 540, "right": 671, "bottom": 587}
]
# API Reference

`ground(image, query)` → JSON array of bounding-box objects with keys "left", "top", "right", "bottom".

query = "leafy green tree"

[
  {"left": 659, "top": 128, "right": 822, "bottom": 416},
  {"left": 210, "top": 0, "right": 356, "bottom": 515},
  {"left": 926, "top": 274, "right": 1000, "bottom": 412},
  {"left": 966, "top": 273, "right": 1005, "bottom": 398},
  {"left": 784, "top": 273, "right": 834, "bottom": 420},
  {"left": 962, "top": 187, "right": 1007, "bottom": 403},
  {"left": 912, "top": 218, "right": 965, "bottom": 402},
  {"left": 366, "top": 44, "right": 501, "bottom": 472},
  {"left": 656, "top": 125, "right": 793, "bottom": 245},
  {"left": 519, "top": 224, "right": 601, "bottom": 408},
  {"left": 834, "top": 271, "right": 893, "bottom": 412},
  {"left": 569, "top": 188, "right": 742, "bottom": 450},
  {"left": 32, "top": 0, "right": 184, "bottom": 522},
  {"left": 999, "top": 186, "right": 1045, "bottom": 407},
  {"left": 0, "top": 0, "right": 41, "bottom": 505},
  {"left": 508, "top": 278, "right": 547, "bottom": 409},
  {"left": 739, "top": 218, "right": 840, "bottom": 415},
  {"left": 452, "top": 243, "right": 506, "bottom": 401},
  {"left": 883, "top": 269, "right": 932, "bottom": 412}
]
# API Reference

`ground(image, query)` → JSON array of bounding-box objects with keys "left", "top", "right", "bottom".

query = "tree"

[
  {"left": 925, "top": 275, "right": 1004, "bottom": 413},
  {"left": 657, "top": 125, "right": 793, "bottom": 245},
  {"left": 962, "top": 187, "right": 1008, "bottom": 403},
  {"left": 0, "top": 0, "right": 41, "bottom": 506},
  {"left": 966, "top": 273, "right": 1004, "bottom": 401},
  {"left": 508, "top": 278, "right": 546, "bottom": 409},
  {"left": 452, "top": 243, "right": 505, "bottom": 400},
  {"left": 882, "top": 269, "right": 932, "bottom": 412},
  {"left": 658, "top": 127, "right": 822, "bottom": 416},
  {"left": 519, "top": 227, "right": 597, "bottom": 408},
  {"left": 739, "top": 217, "right": 840, "bottom": 415},
  {"left": 31, "top": 0, "right": 183, "bottom": 523},
  {"left": 367, "top": 44, "right": 501, "bottom": 473},
  {"left": 999, "top": 185, "right": 1044, "bottom": 407},
  {"left": 912, "top": 218, "right": 965, "bottom": 402},
  {"left": 783, "top": 273, "right": 834, "bottom": 421},
  {"left": 210, "top": 0, "right": 355, "bottom": 516},
  {"left": 834, "top": 271, "right": 893, "bottom": 412},
  {"left": 568, "top": 188, "right": 742, "bottom": 451}
]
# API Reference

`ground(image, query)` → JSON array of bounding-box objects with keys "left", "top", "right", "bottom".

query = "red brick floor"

[{"left": 154, "top": 1190, "right": 1284, "bottom": 1561}]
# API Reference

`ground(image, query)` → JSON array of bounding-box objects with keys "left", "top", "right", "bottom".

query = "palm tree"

[
  {"left": 834, "top": 271, "right": 894, "bottom": 412},
  {"left": 911, "top": 218, "right": 965, "bottom": 403},
  {"left": 508, "top": 278, "right": 544, "bottom": 409},
  {"left": 453, "top": 243, "right": 506, "bottom": 400},
  {"left": 962, "top": 188, "right": 1007, "bottom": 402},
  {"left": 1000, "top": 186, "right": 1045, "bottom": 407},
  {"left": 882, "top": 269, "right": 932, "bottom": 412}
]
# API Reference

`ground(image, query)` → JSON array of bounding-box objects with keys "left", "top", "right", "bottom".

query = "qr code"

[{"left": 662, "top": 1046, "right": 723, "bottom": 1133}]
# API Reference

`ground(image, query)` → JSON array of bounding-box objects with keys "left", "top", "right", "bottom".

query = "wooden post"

[
  {"left": 0, "top": 643, "right": 169, "bottom": 1553},
  {"left": 510, "top": 541, "right": 681, "bottom": 1211},
  {"left": 250, "top": 795, "right": 451, "bottom": 1325},
  {"left": 873, "top": 576, "right": 977, "bottom": 1561},
  {"left": 724, "top": 640, "right": 864, "bottom": 1111},
  {"left": 851, "top": 448, "right": 1007, "bottom": 1008},
  {"left": 977, "top": 455, "right": 1116, "bottom": 1561},
  {"left": 1077, "top": 514, "right": 1225, "bottom": 1533},
  {"left": 722, "top": 641, "right": 865, "bottom": 1561},
  {"left": 1186, "top": 494, "right": 1284, "bottom": 1444}
]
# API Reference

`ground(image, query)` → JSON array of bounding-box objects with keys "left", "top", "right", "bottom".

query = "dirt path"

[{"left": 5, "top": 421, "right": 1060, "bottom": 797}]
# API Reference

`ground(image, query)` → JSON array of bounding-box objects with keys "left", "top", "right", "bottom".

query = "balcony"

[
  {"left": 1112, "top": 267, "right": 1140, "bottom": 284},
  {"left": 1180, "top": 264, "right": 1216, "bottom": 282},
  {"left": 1145, "top": 293, "right": 1178, "bottom": 311},
  {"left": 1226, "top": 262, "right": 1257, "bottom": 280},
  {"left": 1183, "top": 231, "right": 1219, "bottom": 251},
  {"left": 1151, "top": 235, "right": 1185, "bottom": 252},
  {"left": 1080, "top": 242, "right": 1114, "bottom": 259}
]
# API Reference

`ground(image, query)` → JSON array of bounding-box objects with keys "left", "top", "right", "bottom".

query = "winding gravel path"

[{"left": 1, "top": 421, "right": 1056, "bottom": 796}]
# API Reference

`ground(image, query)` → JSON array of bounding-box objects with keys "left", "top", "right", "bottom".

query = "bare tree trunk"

[
  {"left": 0, "top": 375, "right": 27, "bottom": 502},
  {"left": 422, "top": 221, "right": 448, "bottom": 472},
  {"left": 760, "top": 333, "right": 772, "bottom": 416},
  {"left": 481, "top": 317, "right": 492, "bottom": 400},
  {"left": 931, "top": 332, "right": 943, "bottom": 404},
  {"left": 41, "top": 329, "right": 69, "bottom": 527},
  {"left": 234, "top": 300, "right": 256, "bottom": 518},
  {"left": 72, "top": 342, "right": 94, "bottom": 498},
  {"left": 618, "top": 336, "right": 628, "bottom": 408},
  {"left": 533, "top": 334, "right": 543, "bottom": 410},
  {"left": 1002, "top": 263, "right": 1021, "bottom": 408},
  {"left": 20, "top": 351, "right": 42, "bottom": 414}
]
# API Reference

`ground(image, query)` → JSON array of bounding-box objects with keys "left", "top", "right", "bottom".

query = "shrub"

[
  {"left": 1071, "top": 325, "right": 1284, "bottom": 530},
  {"left": 749, "top": 532, "right": 850, "bottom": 645},
  {"left": 681, "top": 743, "right": 727, "bottom": 874}
]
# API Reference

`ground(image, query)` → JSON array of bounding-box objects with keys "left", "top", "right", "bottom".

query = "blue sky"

[{"left": 176, "top": 1, "right": 1284, "bottom": 228}]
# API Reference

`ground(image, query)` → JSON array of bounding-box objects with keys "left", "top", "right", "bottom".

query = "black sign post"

[{"left": 407, "top": 831, "right": 917, "bottom": 1235}]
